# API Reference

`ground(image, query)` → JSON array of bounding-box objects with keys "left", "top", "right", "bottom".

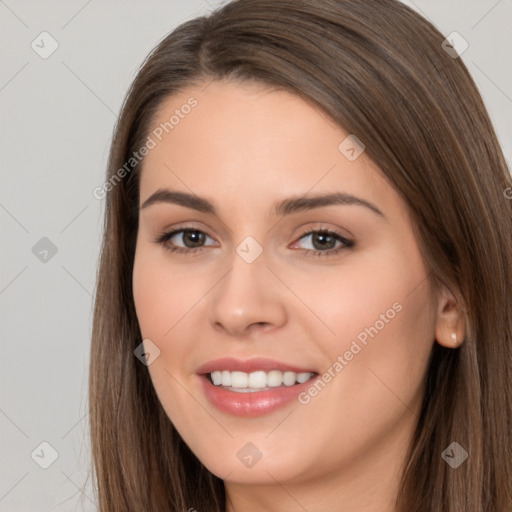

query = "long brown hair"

[{"left": 89, "top": 1, "right": 512, "bottom": 510}]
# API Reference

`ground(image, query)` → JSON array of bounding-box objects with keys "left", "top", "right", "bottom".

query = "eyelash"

[{"left": 153, "top": 226, "right": 354, "bottom": 258}]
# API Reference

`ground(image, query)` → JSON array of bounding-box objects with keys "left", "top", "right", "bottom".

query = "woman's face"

[{"left": 132, "top": 80, "right": 439, "bottom": 489}]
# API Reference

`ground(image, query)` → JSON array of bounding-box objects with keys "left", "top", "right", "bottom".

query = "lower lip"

[{"left": 198, "top": 374, "right": 319, "bottom": 417}]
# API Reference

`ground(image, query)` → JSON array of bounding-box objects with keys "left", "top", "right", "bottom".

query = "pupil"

[
  {"left": 313, "top": 233, "right": 335, "bottom": 250},
  {"left": 184, "top": 230, "right": 205, "bottom": 248}
]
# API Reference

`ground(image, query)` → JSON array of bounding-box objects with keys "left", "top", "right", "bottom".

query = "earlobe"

[{"left": 434, "top": 284, "right": 466, "bottom": 349}]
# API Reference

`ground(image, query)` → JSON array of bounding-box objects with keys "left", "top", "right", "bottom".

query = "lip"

[
  {"left": 196, "top": 356, "right": 317, "bottom": 375},
  {"left": 198, "top": 375, "right": 320, "bottom": 417},
  {"left": 196, "top": 357, "right": 319, "bottom": 417}
]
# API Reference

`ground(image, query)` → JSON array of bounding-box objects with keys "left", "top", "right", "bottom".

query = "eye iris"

[
  {"left": 312, "top": 232, "right": 336, "bottom": 250},
  {"left": 183, "top": 230, "right": 205, "bottom": 248}
]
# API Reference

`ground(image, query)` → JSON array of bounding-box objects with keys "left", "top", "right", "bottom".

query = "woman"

[{"left": 89, "top": 1, "right": 512, "bottom": 510}]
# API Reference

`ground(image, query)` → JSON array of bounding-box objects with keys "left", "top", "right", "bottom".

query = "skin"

[{"left": 132, "top": 80, "right": 466, "bottom": 512}]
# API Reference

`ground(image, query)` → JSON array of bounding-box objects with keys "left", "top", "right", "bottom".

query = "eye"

[
  {"left": 153, "top": 226, "right": 354, "bottom": 257},
  {"left": 153, "top": 228, "right": 217, "bottom": 254},
  {"left": 291, "top": 228, "right": 354, "bottom": 257}
]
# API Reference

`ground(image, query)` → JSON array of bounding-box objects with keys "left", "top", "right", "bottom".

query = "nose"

[{"left": 208, "top": 250, "right": 288, "bottom": 338}]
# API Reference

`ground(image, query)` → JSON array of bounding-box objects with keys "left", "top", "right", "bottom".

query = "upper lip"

[{"left": 196, "top": 357, "right": 317, "bottom": 375}]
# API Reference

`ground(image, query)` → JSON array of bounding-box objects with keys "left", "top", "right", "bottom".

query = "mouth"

[
  {"left": 196, "top": 357, "right": 320, "bottom": 416},
  {"left": 206, "top": 369, "right": 318, "bottom": 392}
]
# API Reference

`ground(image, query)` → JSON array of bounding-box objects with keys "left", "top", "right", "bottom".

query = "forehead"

[{"left": 138, "top": 80, "right": 397, "bottom": 215}]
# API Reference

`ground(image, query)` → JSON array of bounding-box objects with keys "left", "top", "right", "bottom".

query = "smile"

[
  {"left": 196, "top": 357, "right": 320, "bottom": 416},
  {"left": 208, "top": 370, "right": 316, "bottom": 391}
]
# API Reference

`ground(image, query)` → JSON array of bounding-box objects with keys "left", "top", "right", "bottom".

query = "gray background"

[{"left": 1, "top": 1, "right": 510, "bottom": 510}]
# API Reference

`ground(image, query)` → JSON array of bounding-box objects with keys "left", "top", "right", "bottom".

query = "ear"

[{"left": 434, "top": 282, "right": 466, "bottom": 348}]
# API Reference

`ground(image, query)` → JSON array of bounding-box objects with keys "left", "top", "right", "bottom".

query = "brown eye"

[
  {"left": 292, "top": 229, "right": 354, "bottom": 257},
  {"left": 154, "top": 228, "right": 217, "bottom": 254},
  {"left": 177, "top": 230, "right": 206, "bottom": 248}
]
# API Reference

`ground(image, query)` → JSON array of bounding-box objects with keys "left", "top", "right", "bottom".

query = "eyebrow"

[{"left": 140, "top": 189, "right": 386, "bottom": 219}]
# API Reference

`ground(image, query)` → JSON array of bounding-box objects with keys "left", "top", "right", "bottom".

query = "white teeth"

[
  {"left": 267, "top": 370, "right": 283, "bottom": 387},
  {"left": 297, "top": 372, "right": 312, "bottom": 384},
  {"left": 221, "top": 370, "right": 231, "bottom": 387},
  {"left": 231, "top": 371, "right": 248, "bottom": 388},
  {"left": 248, "top": 371, "right": 267, "bottom": 388},
  {"left": 209, "top": 370, "right": 315, "bottom": 389},
  {"left": 211, "top": 371, "right": 222, "bottom": 385},
  {"left": 283, "top": 371, "right": 297, "bottom": 386}
]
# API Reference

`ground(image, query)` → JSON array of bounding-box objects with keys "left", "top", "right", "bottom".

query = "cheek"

[
  {"left": 285, "top": 252, "right": 427, "bottom": 355},
  {"left": 132, "top": 249, "right": 209, "bottom": 430},
  {"left": 295, "top": 243, "right": 436, "bottom": 408},
  {"left": 283, "top": 256, "right": 435, "bottom": 467},
  {"left": 132, "top": 247, "right": 199, "bottom": 340}
]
